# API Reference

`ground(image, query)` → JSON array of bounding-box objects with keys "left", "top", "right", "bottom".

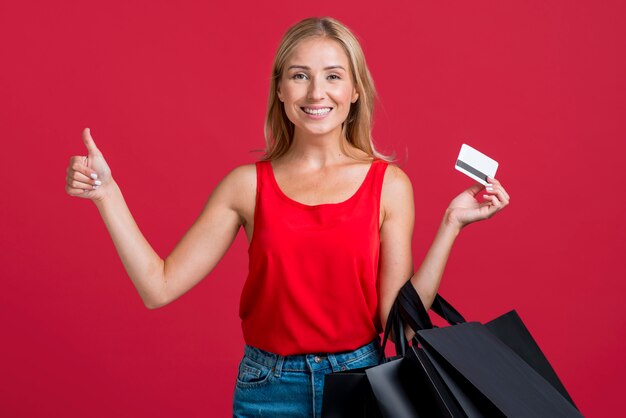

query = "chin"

[
  {"left": 297, "top": 120, "right": 345, "bottom": 134},
  {"left": 300, "top": 126, "right": 341, "bottom": 137}
]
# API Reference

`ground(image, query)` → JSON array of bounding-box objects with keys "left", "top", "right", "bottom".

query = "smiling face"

[{"left": 277, "top": 36, "right": 359, "bottom": 139}]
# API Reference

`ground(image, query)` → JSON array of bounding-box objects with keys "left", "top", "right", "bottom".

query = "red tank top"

[{"left": 239, "top": 159, "right": 388, "bottom": 356}]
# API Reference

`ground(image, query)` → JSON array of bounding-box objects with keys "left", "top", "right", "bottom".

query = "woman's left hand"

[{"left": 445, "top": 177, "right": 510, "bottom": 230}]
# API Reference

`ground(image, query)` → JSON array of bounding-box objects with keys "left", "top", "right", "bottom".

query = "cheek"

[
  {"left": 280, "top": 89, "right": 303, "bottom": 109},
  {"left": 331, "top": 86, "right": 356, "bottom": 104},
  {"left": 280, "top": 99, "right": 300, "bottom": 124},
  {"left": 280, "top": 79, "right": 304, "bottom": 96}
]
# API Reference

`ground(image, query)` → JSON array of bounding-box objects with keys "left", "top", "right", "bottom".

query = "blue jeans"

[{"left": 232, "top": 337, "right": 382, "bottom": 417}]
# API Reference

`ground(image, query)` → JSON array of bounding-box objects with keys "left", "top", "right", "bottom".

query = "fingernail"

[
  {"left": 94, "top": 180, "right": 102, "bottom": 186},
  {"left": 486, "top": 187, "right": 493, "bottom": 191},
  {"left": 93, "top": 185, "right": 99, "bottom": 190},
  {"left": 90, "top": 173, "right": 98, "bottom": 180}
]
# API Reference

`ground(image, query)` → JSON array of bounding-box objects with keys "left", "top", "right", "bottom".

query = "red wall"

[{"left": 1, "top": 1, "right": 624, "bottom": 416}]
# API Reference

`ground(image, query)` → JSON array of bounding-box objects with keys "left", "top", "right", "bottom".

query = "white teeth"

[{"left": 302, "top": 107, "right": 331, "bottom": 115}]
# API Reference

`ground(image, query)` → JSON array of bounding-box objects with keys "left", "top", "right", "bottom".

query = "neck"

[{"left": 285, "top": 127, "right": 355, "bottom": 167}]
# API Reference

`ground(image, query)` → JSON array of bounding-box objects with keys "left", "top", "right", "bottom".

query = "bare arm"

[
  {"left": 378, "top": 166, "right": 510, "bottom": 341},
  {"left": 93, "top": 166, "right": 254, "bottom": 309},
  {"left": 408, "top": 214, "right": 461, "bottom": 310},
  {"left": 410, "top": 175, "right": 511, "bottom": 314},
  {"left": 377, "top": 165, "right": 416, "bottom": 334},
  {"left": 67, "top": 128, "right": 255, "bottom": 309}
]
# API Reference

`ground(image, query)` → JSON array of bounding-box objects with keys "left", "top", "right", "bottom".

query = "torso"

[{"left": 233, "top": 157, "right": 389, "bottom": 243}]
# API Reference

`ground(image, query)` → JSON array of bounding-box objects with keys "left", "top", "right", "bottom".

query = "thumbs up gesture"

[{"left": 65, "top": 128, "right": 113, "bottom": 201}]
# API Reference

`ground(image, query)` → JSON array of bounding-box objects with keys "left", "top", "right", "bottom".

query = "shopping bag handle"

[
  {"left": 398, "top": 280, "right": 466, "bottom": 328},
  {"left": 381, "top": 280, "right": 467, "bottom": 360},
  {"left": 380, "top": 299, "right": 408, "bottom": 359},
  {"left": 430, "top": 293, "right": 466, "bottom": 325},
  {"left": 381, "top": 280, "right": 434, "bottom": 358}
]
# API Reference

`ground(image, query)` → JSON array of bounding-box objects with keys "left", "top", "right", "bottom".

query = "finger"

[
  {"left": 69, "top": 168, "right": 91, "bottom": 182},
  {"left": 67, "top": 173, "right": 93, "bottom": 189},
  {"left": 466, "top": 182, "right": 485, "bottom": 197},
  {"left": 82, "top": 127, "right": 102, "bottom": 157},
  {"left": 484, "top": 185, "right": 508, "bottom": 206},
  {"left": 67, "top": 176, "right": 99, "bottom": 191},
  {"left": 69, "top": 158, "right": 99, "bottom": 180},
  {"left": 499, "top": 185, "right": 510, "bottom": 202},
  {"left": 65, "top": 183, "right": 98, "bottom": 196},
  {"left": 65, "top": 184, "right": 87, "bottom": 196},
  {"left": 480, "top": 196, "right": 500, "bottom": 219},
  {"left": 485, "top": 178, "right": 509, "bottom": 202},
  {"left": 482, "top": 194, "right": 501, "bottom": 209},
  {"left": 487, "top": 176, "right": 510, "bottom": 201}
]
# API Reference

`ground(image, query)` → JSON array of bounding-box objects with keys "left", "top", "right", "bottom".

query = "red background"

[{"left": 1, "top": 1, "right": 624, "bottom": 416}]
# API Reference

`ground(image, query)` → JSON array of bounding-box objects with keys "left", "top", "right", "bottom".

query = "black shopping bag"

[
  {"left": 323, "top": 287, "right": 465, "bottom": 418},
  {"left": 391, "top": 280, "right": 582, "bottom": 417},
  {"left": 417, "top": 321, "right": 582, "bottom": 417},
  {"left": 363, "top": 288, "right": 465, "bottom": 418},
  {"left": 324, "top": 279, "right": 582, "bottom": 417},
  {"left": 485, "top": 310, "right": 577, "bottom": 406},
  {"left": 384, "top": 281, "right": 582, "bottom": 417},
  {"left": 366, "top": 351, "right": 462, "bottom": 418},
  {"left": 322, "top": 365, "right": 383, "bottom": 418},
  {"left": 322, "top": 299, "right": 419, "bottom": 417}
]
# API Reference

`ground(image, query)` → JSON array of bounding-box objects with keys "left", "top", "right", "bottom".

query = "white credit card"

[{"left": 455, "top": 144, "right": 498, "bottom": 185}]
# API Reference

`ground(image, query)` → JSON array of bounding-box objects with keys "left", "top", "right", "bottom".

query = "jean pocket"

[{"left": 236, "top": 356, "right": 273, "bottom": 388}]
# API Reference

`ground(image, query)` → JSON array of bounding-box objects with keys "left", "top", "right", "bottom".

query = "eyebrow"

[{"left": 286, "top": 65, "right": 347, "bottom": 71}]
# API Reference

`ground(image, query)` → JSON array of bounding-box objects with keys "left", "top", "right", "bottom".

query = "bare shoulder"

[
  {"left": 382, "top": 163, "right": 413, "bottom": 197},
  {"left": 189, "top": 163, "right": 256, "bottom": 241},
  {"left": 217, "top": 163, "right": 256, "bottom": 205},
  {"left": 381, "top": 163, "right": 414, "bottom": 221},
  {"left": 222, "top": 163, "right": 257, "bottom": 187}
]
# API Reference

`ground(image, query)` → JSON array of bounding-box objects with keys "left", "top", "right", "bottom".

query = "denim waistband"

[{"left": 242, "top": 336, "right": 382, "bottom": 376}]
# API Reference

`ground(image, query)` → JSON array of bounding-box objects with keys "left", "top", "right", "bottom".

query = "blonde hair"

[{"left": 263, "top": 17, "right": 392, "bottom": 161}]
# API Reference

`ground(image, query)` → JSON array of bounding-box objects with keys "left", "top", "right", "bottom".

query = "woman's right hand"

[{"left": 65, "top": 128, "right": 113, "bottom": 202}]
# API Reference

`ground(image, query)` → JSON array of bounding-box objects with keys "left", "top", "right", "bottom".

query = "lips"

[{"left": 300, "top": 107, "right": 333, "bottom": 116}]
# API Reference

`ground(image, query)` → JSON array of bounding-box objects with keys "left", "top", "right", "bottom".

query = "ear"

[
  {"left": 277, "top": 83, "right": 284, "bottom": 102},
  {"left": 351, "top": 88, "right": 359, "bottom": 103}
]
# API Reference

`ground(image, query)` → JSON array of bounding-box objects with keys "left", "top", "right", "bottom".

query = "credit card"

[{"left": 455, "top": 144, "right": 499, "bottom": 185}]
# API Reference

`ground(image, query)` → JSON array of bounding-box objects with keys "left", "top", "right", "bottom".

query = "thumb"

[
  {"left": 465, "top": 182, "right": 485, "bottom": 196},
  {"left": 82, "top": 127, "right": 102, "bottom": 157}
]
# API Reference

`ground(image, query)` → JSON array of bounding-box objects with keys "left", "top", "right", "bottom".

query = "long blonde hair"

[{"left": 263, "top": 17, "right": 392, "bottom": 161}]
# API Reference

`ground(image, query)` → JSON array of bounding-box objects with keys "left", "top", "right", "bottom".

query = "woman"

[{"left": 65, "top": 16, "right": 509, "bottom": 418}]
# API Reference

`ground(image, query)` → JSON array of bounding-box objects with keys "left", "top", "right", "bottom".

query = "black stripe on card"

[{"left": 456, "top": 159, "right": 488, "bottom": 182}]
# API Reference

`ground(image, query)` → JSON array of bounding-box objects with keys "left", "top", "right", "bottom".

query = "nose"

[{"left": 307, "top": 76, "right": 325, "bottom": 101}]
